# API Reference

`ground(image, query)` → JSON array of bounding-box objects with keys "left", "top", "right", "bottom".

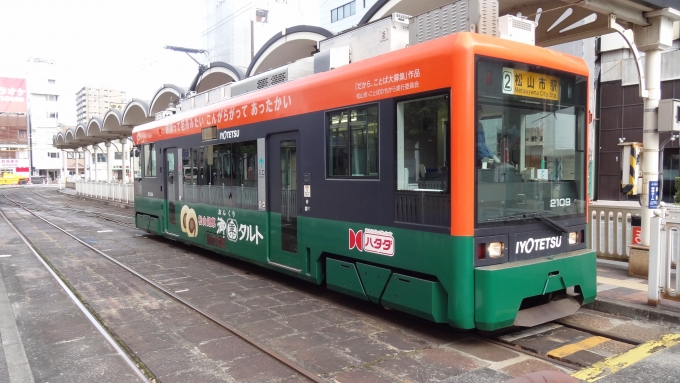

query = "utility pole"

[{"left": 634, "top": 9, "right": 680, "bottom": 246}]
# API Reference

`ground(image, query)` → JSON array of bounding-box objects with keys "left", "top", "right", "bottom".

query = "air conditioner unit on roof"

[{"left": 498, "top": 14, "right": 535, "bottom": 45}]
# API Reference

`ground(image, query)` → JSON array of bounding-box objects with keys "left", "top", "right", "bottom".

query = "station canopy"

[{"left": 55, "top": 0, "right": 676, "bottom": 152}]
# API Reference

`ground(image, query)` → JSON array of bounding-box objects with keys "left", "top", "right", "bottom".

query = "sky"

[{"left": 0, "top": 0, "right": 206, "bottom": 125}]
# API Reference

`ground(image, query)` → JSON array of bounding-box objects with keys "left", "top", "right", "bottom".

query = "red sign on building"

[{"left": 0, "top": 77, "right": 28, "bottom": 114}]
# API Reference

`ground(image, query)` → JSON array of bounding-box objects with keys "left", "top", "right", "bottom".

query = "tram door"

[
  {"left": 164, "top": 148, "right": 179, "bottom": 233},
  {"left": 267, "top": 132, "right": 302, "bottom": 270}
]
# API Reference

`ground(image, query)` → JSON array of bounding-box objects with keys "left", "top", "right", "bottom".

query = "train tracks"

[
  {"left": 3, "top": 188, "right": 676, "bottom": 382},
  {"left": 478, "top": 318, "right": 644, "bottom": 371},
  {"left": 1, "top": 193, "right": 326, "bottom": 382},
  {"left": 27, "top": 190, "right": 136, "bottom": 228}
]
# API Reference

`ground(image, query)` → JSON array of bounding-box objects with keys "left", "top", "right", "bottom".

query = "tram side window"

[
  {"left": 214, "top": 141, "right": 257, "bottom": 187},
  {"left": 396, "top": 94, "right": 449, "bottom": 192},
  {"left": 182, "top": 141, "right": 258, "bottom": 186},
  {"left": 143, "top": 143, "right": 156, "bottom": 177},
  {"left": 327, "top": 105, "right": 378, "bottom": 178}
]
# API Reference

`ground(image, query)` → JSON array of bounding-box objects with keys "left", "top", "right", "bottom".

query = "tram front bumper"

[{"left": 474, "top": 249, "right": 596, "bottom": 331}]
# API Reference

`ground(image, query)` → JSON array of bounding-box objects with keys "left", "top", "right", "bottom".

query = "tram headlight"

[
  {"left": 488, "top": 242, "right": 504, "bottom": 258},
  {"left": 569, "top": 231, "right": 578, "bottom": 245}
]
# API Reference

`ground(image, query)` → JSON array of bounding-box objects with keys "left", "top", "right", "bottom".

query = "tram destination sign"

[{"left": 502, "top": 68, "right": 559, "bottom": 101}]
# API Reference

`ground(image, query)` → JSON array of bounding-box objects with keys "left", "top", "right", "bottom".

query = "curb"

[{"left": 585, "top": 297, "right": 680, "bottom": 326}]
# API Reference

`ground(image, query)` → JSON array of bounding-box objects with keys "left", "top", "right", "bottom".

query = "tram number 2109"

[{"left": 550, "top": 198, "right": 571, "bottom": 207}]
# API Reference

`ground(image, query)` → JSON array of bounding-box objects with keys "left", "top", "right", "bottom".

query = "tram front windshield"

[{"left": 475, "top": 57, "right": 587, "bottom": 226}]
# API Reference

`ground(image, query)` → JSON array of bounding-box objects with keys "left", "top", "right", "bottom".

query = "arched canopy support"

[
  {"left": 122, "top": 99, "right": 153, "bottom": 126},
  {"left": 246, "top": 26, "right": 334, "bottom": 77},
  {"left": 149, "top": 84, "right": 185, "bottom": 116},
  {"left": 193, "top": 62, "right": 244, "bottom": 93}
]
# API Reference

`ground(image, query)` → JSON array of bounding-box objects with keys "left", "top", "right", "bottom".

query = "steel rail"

[
  {"left": 471, "top": 333, "right": 579, "bottom": 370},
  {"left": 28, "top": 191, "right": 136, "bottom": 227},
  {"left": 474, "top": 317, "right": 645, "bottom": 371},
  {"left": 32, "top": 189, "right": 134, "bottom": 216},
  {"left": 2, "top": 194, "right": 326, "bottom": 383},
  {"left": 0, "top": 208, "right": 149, "bottom": 383},
  {"left": 553, "top": 319, "right": 643, "bottom": 346}
]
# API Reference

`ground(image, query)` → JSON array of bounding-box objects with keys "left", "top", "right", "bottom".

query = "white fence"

[
  {"left": 76, "top": 181, "right": 134, "bottom": 204},
  {"left": 589, "top": 202, "right": 641, "bottom": 261},
  {"left": 590, "top": 201, "right": 680, "bottom": 262},
  {"left": 648, "top": 206, "right": 680, "bottom": 305}
]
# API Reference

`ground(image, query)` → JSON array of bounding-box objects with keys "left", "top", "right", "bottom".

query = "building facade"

[
  {"left": 27, "top": 59, "right": 64, "bottom": 180},
  {"left": 0, "top": 77, "right": 30, "bottom": 176},
  {"left": 204, "top": 0, "right": 320, "bottom": 71},
  {"left": 319, "top": 0, "right": 379, "bottom": 33},
  {"left": 596, "top": 31, "right": 680, "bottom": 202},
  {"left": 76, "top": 86, "right": 127, "bottom": 126}
]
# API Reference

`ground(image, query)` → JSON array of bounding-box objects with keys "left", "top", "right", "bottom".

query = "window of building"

[
  {"left": 47, "top": 95, "right": 58, "bottom": 101},
  {"left": 114, "top": 152, "right": 122, "bottom": 160},
  {"left": 48, "top": 152, "right": 59, "bottom": 158},
  {"left": 96, "top": 153, "right": 107, "bottom": 162},
  {"left": 18, "top": 130, "right": 26, "bottom": 139},
  {"left": 48, "top": 79, "right": 56, "bottom": 84},
  {"left": 255, "top": 9, "right": 268, "bottom": 23},
  {"left": 143, "top": 143, "right": 156, "bottom": 177},
  {"left": 47, "top": 112, "right": 58, "bottom": 118},
  {"left": 331, "top": 1, "right": 355, "bottom": 22},
  {"left": 327, "top": 104, "right": 378, "bottom": 178}
]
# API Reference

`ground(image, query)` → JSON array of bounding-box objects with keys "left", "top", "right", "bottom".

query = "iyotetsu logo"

[
  {"left": 516, "top": 236, "right": 562, "bottom": 254},
  {"left": 349, "top": 228, "right": 395, "bottom": 256}
]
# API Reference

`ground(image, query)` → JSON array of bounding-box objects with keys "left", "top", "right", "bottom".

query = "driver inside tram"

[{"left": 476, "top": 106, "right": 500, "bottom": 166}]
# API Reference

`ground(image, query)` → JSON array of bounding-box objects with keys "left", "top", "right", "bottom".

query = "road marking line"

[
  {"left": 547, "top": 336, "right": 609, "bottom": 358},
  {"left": 596, "top": 276, "right": 647, "bottom": 292},
  {"left": 0, "top": 255, "right": 11, "bottom": 258},
  {"left": 572, "top": 333, "right": 680, "bottom": 382},
  {"left": 175, "top": 289, "right": 188, "bottom": 293},
  {"left": 97, "top": 230, "right": 113, "bottom": 233}
]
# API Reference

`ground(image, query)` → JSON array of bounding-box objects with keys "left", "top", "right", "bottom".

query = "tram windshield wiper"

[{"left": 525, "top": 212, "right": 569, "bottom": 234}]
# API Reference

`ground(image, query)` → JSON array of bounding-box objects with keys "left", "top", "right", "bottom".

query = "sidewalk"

[{"left": 589, "top": 259, "right": 680, "bottom": 325}]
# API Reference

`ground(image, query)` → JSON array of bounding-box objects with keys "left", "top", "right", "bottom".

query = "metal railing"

[
  {"left": 282, "top": 188, "right": 297, "bottom": 220},
  {"left": 648, "top": 206, "right": 680, "bottom": 305},
  {"left": 76, "top": 181, "right": 134, "bottom": 204},
  {"left": 183, "top": 184, "right": 258, "bottom": 210}
]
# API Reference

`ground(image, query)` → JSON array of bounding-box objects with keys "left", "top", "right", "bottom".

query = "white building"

[
  {"left": 27, "top": 59, "right": 63, "bottom": 180},
  {"left": 319, "top": 0, "right": 378, "bottom": 33},
  {"left": 76, "top": 86, "right": 127, "bottom": 126},
  {"left": 204, "top": 0, "right": 320, "bottom": 71}
]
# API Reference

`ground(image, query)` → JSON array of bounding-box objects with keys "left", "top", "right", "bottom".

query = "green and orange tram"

[{"left": 132, "top": 31, "right": 595, "bottom": 331}]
